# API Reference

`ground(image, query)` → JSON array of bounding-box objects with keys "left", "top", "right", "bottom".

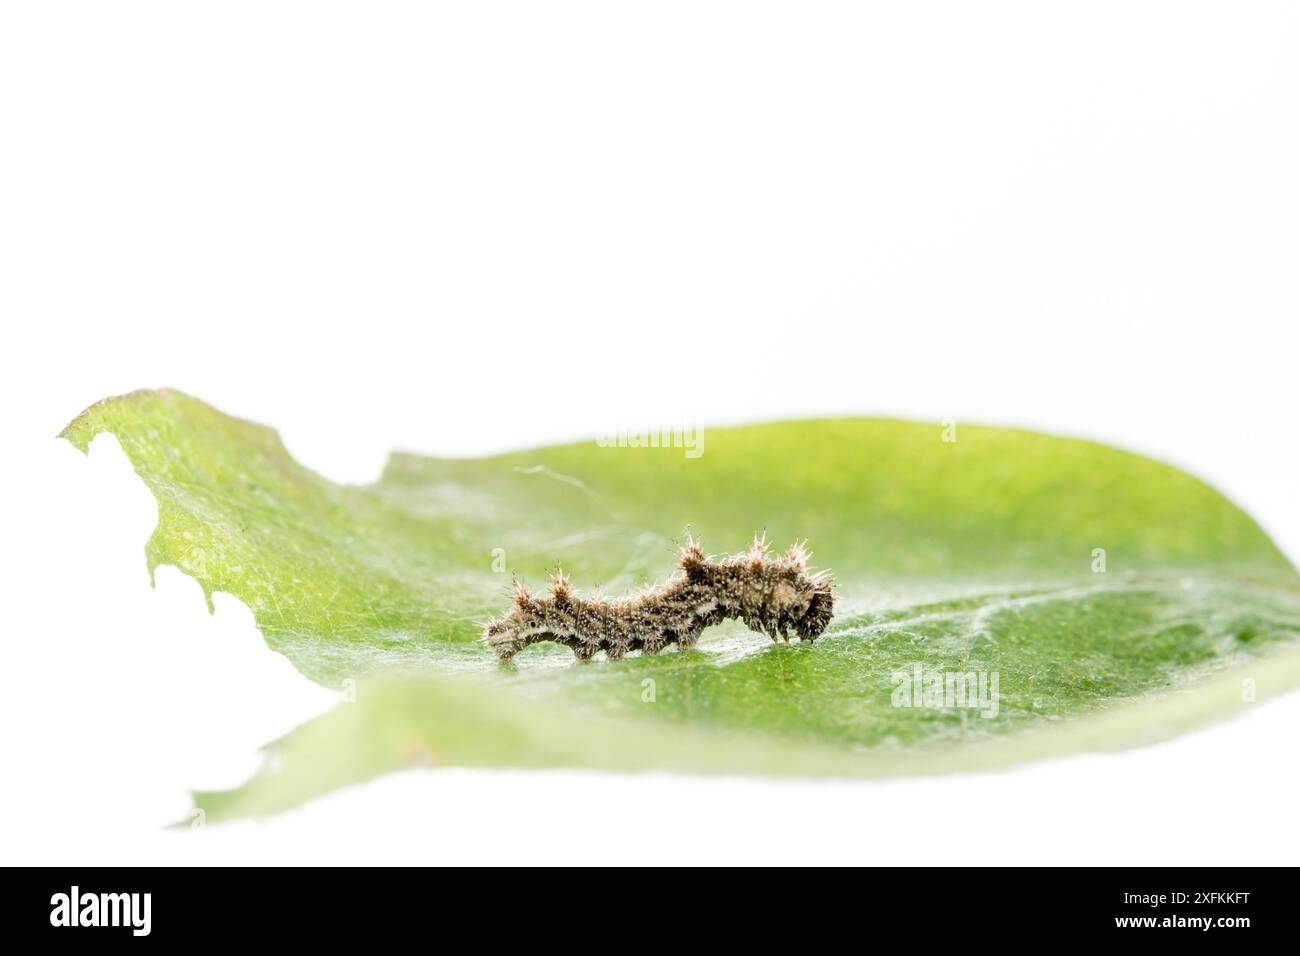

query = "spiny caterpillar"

[{"left": 484, "top": 534, "right": 834, "bottom": 662}]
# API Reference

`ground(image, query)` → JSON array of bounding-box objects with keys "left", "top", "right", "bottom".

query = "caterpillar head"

[
  {"left": 482, "top": 580, "right": 543, "bottom": 661},
  {"left": 483, "top": 616, "right": 522, "bottom": 661},
  {"left": 765, "top": 559, "right": 834, "bottom": 641},
  {"left": 793, "top": 574, "right": 835, "bottom": 640}
]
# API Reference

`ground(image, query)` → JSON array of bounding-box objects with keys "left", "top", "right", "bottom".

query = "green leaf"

[{"left": 62, "top": 389, "right": 1300, "bottom": 820}]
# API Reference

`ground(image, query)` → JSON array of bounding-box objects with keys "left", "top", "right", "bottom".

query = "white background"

[{"left": 1, "top": 2, "right": 1298, "bottom": 864}]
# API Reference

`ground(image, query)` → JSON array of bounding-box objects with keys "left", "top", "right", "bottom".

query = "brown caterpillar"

[{"left": 484, "top": 534, "right": 834, "bottom": 662}]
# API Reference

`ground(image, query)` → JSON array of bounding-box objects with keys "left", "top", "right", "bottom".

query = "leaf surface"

[{"left": 61, "top": 389, "right": 1300, "bottom": 819}]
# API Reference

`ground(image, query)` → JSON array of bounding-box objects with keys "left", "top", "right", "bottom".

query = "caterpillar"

[{"left": 484, "top": 534, "right": 834, "bottom": 662}]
